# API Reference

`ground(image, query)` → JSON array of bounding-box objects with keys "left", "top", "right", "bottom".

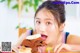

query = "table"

[{"left": 12, "top": 47, "right": 80, "bottom": 53}]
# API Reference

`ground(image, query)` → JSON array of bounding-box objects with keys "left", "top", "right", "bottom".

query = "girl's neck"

[{"left": 52, "top": 32, "right": 65, "bottom": 48}]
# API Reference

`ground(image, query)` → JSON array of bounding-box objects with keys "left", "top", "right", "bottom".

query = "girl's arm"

[
  {"left": 12, "top": 30, "right": 31, "bottom": 53},
  {"left": 68, "top": 44, "right": 80, "bottom": 51},
  {"left": 67, "top": 35, "right": 80, "bottom": 51},
  {"left": 54, "top": 35, "right": 80, "bottom": 53},
  {"left": 67, "top": 35, "right": 80, "bottom": 44}
]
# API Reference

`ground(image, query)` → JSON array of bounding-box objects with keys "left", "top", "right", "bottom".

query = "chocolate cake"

[{"left": 21, "top": 37, "right": 47, "bottom": 53}]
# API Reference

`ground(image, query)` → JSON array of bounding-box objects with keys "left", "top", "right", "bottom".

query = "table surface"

[{"left": 12, "top": 47, "right": 80, "bottom": 53}]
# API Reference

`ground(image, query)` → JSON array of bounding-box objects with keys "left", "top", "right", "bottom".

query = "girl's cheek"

[
  {"left": 47, "top": 25, "right": 56, "bottom": 31},
  {"left": 35, "top": 26, "right": 40, "bottom": 33}
]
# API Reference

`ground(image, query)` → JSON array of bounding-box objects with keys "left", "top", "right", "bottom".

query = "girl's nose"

[{"left": 39, "top": 23, "right": 46, "bottom": 33}]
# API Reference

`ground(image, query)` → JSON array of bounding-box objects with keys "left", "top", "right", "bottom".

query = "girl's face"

[{"left": 34, "top": 9, "right": 64, "bottom": 46}]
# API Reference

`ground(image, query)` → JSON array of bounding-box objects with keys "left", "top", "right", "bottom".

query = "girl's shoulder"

[{"left": 67, "top": 34, "right": 80, "bottom": 44}]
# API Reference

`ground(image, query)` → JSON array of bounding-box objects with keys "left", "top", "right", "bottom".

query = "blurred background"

[{"left": 0, "top": 0, "right": 80, "bottom": 45}]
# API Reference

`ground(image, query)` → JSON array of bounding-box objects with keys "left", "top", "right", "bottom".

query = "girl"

[{"left": 12, "top": 1, "right": 80, "bottom": 53}]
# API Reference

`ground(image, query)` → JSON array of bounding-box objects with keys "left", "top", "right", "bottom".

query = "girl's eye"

[
  {"left": 36, "top": 21, "right": 41, "bottom": 24},
  {"left": 46, "top": 22, "right": 52, "bottom": 25}
]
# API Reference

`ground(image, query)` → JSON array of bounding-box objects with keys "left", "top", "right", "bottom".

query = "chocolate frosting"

[{"left": 21, "top": 37, "right": 46, "bottom": 53}]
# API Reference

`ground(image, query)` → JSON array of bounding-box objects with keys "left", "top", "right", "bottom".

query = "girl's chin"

[{"left": 44, "top": 39, "right": 54, "bottom": 47}]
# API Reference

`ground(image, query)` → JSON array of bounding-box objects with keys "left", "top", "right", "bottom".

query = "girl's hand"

[
  {"left": 12, "top": 30, "right": 31, "bottom": 53},
  {"left": 12, "top": 45, "right": 19, "bottom": 53},
  {"left": 54, "top": 43, "right": 72, "bottom": 53}
]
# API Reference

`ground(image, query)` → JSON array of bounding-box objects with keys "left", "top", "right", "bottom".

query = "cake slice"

[
  {"left": 21, "top": 34, "right": 47, "bottom": 53},
  {"left": 26, "top": 34, "right": 41, "bottom": 40}
]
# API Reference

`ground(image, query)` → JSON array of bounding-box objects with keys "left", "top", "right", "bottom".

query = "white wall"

[
  {"left": 0, "top": 2, "right": 35, "bottom": 45},
  {"left": 0, "top": 2, "right": 18, "bottom": 44}
]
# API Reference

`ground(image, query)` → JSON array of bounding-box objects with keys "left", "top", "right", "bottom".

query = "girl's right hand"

[
  {"left": 16, "top": 30, "right": 31, "bottom": 47},
  {"left": 12, "top": 30, "right": 31, "bottom": 53},
  {"left": 12, "top": 45, "right": 19, "bottom": 53}
]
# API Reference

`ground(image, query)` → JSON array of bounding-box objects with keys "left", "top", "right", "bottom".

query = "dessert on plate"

[{"left": 21, "top": 34, "right": 47, "bottom": 53}]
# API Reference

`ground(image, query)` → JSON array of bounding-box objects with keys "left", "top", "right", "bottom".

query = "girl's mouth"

[{"left": 41, "top": 34, "right": 48, "bottom": 40}]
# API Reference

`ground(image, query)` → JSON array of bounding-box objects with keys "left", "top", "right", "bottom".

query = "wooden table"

[{"left": 12, "top": 47, "right": 80, "bottom": 53}]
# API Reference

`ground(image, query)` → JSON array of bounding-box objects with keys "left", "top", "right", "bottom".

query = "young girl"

[{"left": 12, "top": 1, "right": 80, "bottom": 53}]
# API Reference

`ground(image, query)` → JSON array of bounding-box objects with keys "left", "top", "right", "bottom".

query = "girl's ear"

[{"left": 59, "top": 23, "right": 65, "bottom": 32}]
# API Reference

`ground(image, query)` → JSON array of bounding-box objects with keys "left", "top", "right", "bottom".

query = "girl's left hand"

[{"left": 54, "top": 43, "right": 72, "bottom": 53}]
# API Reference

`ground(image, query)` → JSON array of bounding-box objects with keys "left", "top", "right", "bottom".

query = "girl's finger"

[
  {"left": 56, "top": 44, "right": 72, "bottom": 53},
  {"left": 12, "top": 45, "right": 19, "bottom": 53},
  {"left": 64, "top": 44, "right": 72, "bottom": 51},
  {"left": 54, "top": 43, "right": 62, "bottom": 53},
  {"left": 56, "top": 44, "right": 63, "bottom": 53}
]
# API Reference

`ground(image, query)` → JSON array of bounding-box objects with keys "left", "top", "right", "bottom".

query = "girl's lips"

[{"left": 41, "top": 34, "right": 48, "bottom": 40}]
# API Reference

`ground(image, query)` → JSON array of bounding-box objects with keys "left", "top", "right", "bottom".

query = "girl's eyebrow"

[
  {"left": 35, "top": 17, "right": 54, "bottom": 21},
  {"left": 45, "top": 18, "right": 54, "bottom": 21},
  {"left": 35, "top": 17, "right": 40, "bottom": 20},
  {"left": 45, "top": 19, "right": 52, "bottom": 20}
]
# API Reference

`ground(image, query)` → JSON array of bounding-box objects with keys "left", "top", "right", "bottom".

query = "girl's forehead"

[{"left": 35, "top": 8, "right": 55, "bottom": 21}]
